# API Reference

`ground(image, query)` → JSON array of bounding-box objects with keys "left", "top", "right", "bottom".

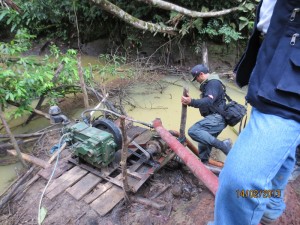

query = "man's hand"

[{"left": 181, "top": 95, "right": 192, "bottom": 105}]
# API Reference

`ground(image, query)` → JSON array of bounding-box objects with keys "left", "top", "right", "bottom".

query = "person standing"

[
  {"left": 211, "top": 0, "right": 300, "bottom": 224},
  {"left": 181, "top": 64, "right": 232, "bottom": 164}
]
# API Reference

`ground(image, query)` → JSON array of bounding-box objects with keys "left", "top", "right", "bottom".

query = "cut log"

[
  {"left": 48, "top": 142, "right": 67, "bottom": 164},
  {"left": 130, "top": 196, "right": 165, "bottom": 210},
  {"left": 7, "top": 150, "right": 50, "bottom": 168}
]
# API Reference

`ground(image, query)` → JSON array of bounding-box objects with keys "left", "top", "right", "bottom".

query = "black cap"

[{"left": 191, "top": 64, "right": 209, "bottom": 81}]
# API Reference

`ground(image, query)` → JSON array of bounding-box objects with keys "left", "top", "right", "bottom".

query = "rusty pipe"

[
  {"left": 169, "top": 130, "right": 224, "bottom": 168},
  {"left": 169, "top": 130, "right": 199, "bottom": 155},
  {"left": 153, "top": 118, "right": 218, "bottom": 195}
]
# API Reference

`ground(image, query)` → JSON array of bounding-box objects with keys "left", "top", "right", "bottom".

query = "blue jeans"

[
  {"left": 213, "top": 108, "right": 300, "bottom": 225},
  {"left": 188, "top": 113, "right": 226, "bottom": 162}
]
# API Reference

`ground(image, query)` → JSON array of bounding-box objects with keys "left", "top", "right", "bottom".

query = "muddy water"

[
  {"left": 0, "top": 75, "right": 249, "bottom": 193},
  {"left": 126, "top": 76, "right": 249, "bottom": 151},
  {"left": 0, "top": 163, "right": 23, "bottom": 195}
]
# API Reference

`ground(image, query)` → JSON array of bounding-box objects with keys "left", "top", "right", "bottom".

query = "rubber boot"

[
  {"left": 212, "top": 138, "right": 232, "bottom": 155},
  {"left": 260, "top": 217, "right": 276, "bottom": 225}
]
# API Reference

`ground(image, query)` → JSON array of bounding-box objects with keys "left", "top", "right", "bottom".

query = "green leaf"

[
  {"left": 193, "top": 18, "right": 203, "bottom": 31},
  {"left": 239, "top": 17, "right": 249, "bottom": 22},
  {"left": 239, "top": 21, "right": 249, "bottom": 31},
  {"left": 38, "top": 207, "right": 47, "bottom": 224},
  {"left": 0, "top": 11, "right": 9, "bottom": 21}
]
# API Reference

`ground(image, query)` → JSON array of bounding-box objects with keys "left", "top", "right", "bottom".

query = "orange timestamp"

[{"left": 236, "top": 189, "right": 281, "bottom": 198}]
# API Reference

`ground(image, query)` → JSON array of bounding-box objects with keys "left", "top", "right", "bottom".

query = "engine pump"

[{"left": 64, "top": 119, "right": 123, "bottom": 168}]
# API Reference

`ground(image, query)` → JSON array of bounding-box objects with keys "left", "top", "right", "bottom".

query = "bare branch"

[
  {"left": 1, "top": 0, "right": 21, "bottom": 13},
  {"left": 91, "top": 0, "right": 177, "bottom": 35},
  {"left": 138, "top": 0, "right": 240, "bottom": 18}
]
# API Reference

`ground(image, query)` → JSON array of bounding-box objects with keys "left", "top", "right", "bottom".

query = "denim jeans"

[
  {"left": 213, "top": 108, "right": 300, "bottom": 225},
  {"left": 188, "top": 113, "right": 226, "bottom": 162}
]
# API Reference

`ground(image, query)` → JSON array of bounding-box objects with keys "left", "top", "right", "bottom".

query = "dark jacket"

[
  {"left": 235, "top": 0, "right": 300, "bottom": 122},
  {"left": 189, "top": 74, "right": 226, "bottom": 117}
]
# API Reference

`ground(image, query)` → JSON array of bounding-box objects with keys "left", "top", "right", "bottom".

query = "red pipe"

[
  {"left": 153, "top": 118, "right": 218, "bottom": 195},
  {"left": 169, "top": 130, "right": 224, "bottom": 168}
]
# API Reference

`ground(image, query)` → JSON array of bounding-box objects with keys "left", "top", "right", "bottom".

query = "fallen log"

[
  {"left": 130, "top": 196, "right": 165, "bottom": 210},
  {"left": 48, "top": 142, "right": 67, "bottom": 164},
  {"left": 0, "top": 138, "right": 39, "bottom": 151},
  {"left": 6, "top": 143, "right": 68, "bottom": 204},
  {"left": 13, "top": 143, "right": 68, "bottom": 201},
  {"left": 150, "top": 184, "right": 171, "bottom": 199},
  {"left": 0, "top": 133, "right": 42, "bottom": 139},
  {"left": 7, "top": 150, "right": 50, "bottom": 168}
]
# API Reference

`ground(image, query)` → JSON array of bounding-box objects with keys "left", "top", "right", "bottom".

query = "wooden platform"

[
  {"left": 39, "top": 127, "right": 174, "bottom": 216},
  {"left": 39, "top": 149, "right": 172, "bottom": 216}
]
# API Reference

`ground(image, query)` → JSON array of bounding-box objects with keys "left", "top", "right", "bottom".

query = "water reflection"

[{"left": 126, "top": 76, "right": 249, "bottom": 142}]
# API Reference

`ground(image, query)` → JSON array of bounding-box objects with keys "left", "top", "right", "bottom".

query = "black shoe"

[
  {"left": 221, "top": 138, "right": 232, "bottom": 155},
  {"left": 260, "top": 217, "right": 276, "bottom": 225},
  {"left": 212, "top": 138, "right": 232, "bottom": 155}
]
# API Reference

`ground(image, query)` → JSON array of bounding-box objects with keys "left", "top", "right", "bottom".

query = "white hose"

[{"left": 37, "top": 133, "right": 69, "bottom": 224}]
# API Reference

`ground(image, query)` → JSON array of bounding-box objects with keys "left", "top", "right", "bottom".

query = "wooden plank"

[
  {"left": 67, "top": 173, "right": 102, "bottom": 200},
  {"left": 38, "top": 160, "right": 73, "bottom": 180},
  {"left": 84, "top": 182, "right": 113, "bottom": 204},
  {"left": 68, "top": 158, "right": 123, "bottom": 188},
  {"left": 45, "top": 166, "right": 88, "bottom": 200},
  {"left": 90, "top": 185, "right": 124, "bottom": 216},
  {"left": 126, "top": 170, "right": 142, "bottom": 180}
]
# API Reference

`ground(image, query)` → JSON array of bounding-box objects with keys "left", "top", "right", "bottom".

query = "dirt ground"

[{"left": 0, "top": 149, "right": 299, "bottom": 225}]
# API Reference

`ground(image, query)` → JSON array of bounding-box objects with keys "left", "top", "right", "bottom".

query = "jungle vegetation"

[{"left": 0, "top": 0, "right": 258, "bottom": 118}]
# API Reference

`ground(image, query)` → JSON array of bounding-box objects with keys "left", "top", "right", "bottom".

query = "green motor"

[{"left": 66, "top": 120, "right": 121, "bottom": 167}]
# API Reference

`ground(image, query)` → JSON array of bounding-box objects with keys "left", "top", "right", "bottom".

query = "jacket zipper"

[
  {"left": 290, "top": 8, "right": 300, "bottom": 21},
  {"left": 290, "top": 33, "right": 299, "bottom": 45}
]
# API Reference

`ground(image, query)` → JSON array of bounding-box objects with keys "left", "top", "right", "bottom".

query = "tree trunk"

[
  {"left": 120, "top": 117, "right": 130, "bottom": 198},
  {"left": 202, "top": 41, "right": 209, "bottom": 70},
  {"left": 0, "top": 107, "right": 27, "bottom": 167},
  {"left": 179, "top": 87, "right": 188, "bottom": 140},
  {"left": 77, "top": 53, "right": 90, "bottom": 109}
]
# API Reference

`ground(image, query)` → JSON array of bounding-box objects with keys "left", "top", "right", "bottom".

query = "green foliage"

[
  {"left": 98, "top": 54, "right": 129, "bottom": 79},
  {"left": 199, "top": 19, "right": 242, "bottom": 43},
  {"left": 0, "top": 29, "right": 35, "bottom": 54},
  {"left": 1, "top": 0, "right": 258, "bottom": 62},
  {"left": 0, "top": 8, "right": 22, "bottom": 32},
  {"left": 236, "top": 0, "right": 257, "bottom": 32},
  {"left": 0, "top": 29, "right": 90, "bottom": 117},
  {"left": 0, "top": 0, "right": 106, "bottom": 41}
]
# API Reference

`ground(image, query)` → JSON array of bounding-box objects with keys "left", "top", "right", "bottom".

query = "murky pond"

[{"left": 0, "top": 74, "right": 249, "bottom": 193}]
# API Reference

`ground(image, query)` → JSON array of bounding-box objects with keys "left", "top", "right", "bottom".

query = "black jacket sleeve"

[{"left": 189, "top": 80, "right": 223, "bottom": 109}]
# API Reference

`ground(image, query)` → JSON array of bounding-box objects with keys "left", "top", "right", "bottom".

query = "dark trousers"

[{"left": 188, "top": 113, "right": 226, "bottom": 162}]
